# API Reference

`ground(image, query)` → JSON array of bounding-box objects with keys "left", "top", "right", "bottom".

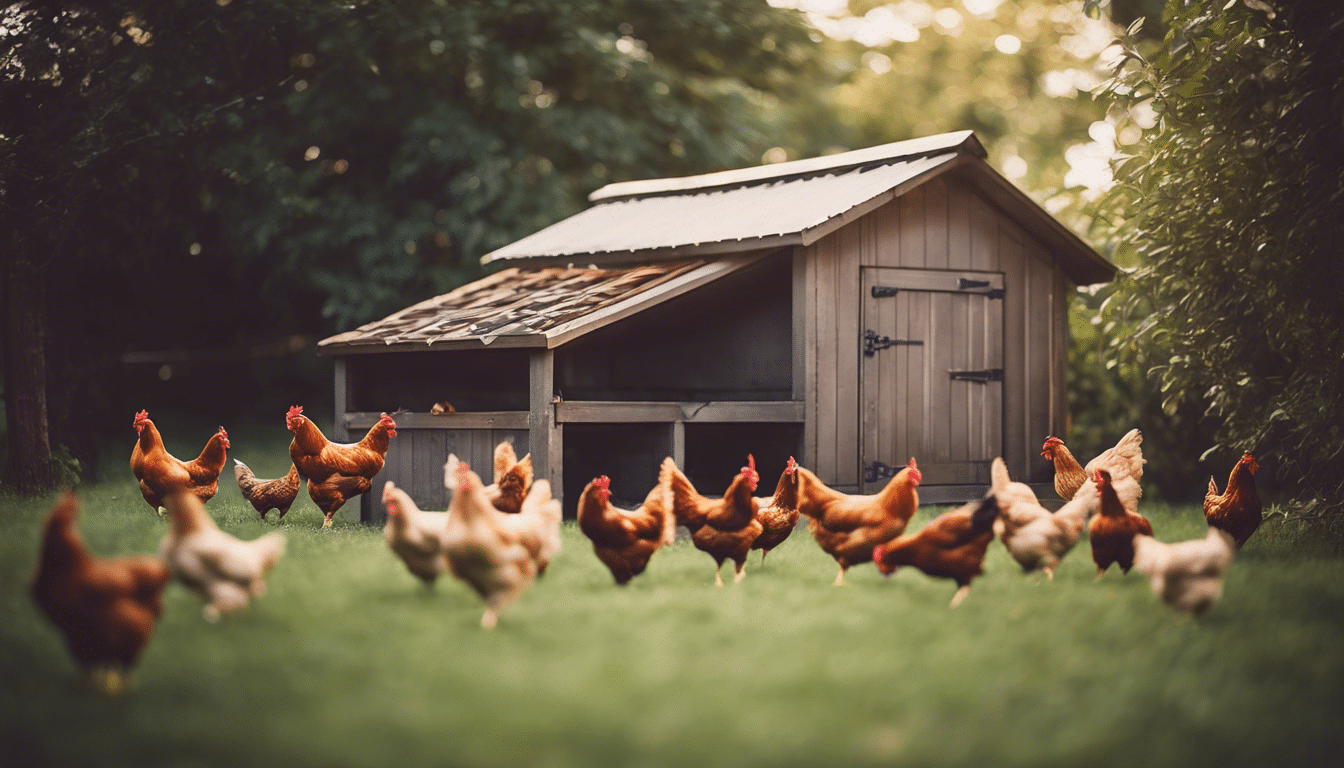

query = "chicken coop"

[{"left": 318, "top": 131, "right": 1115, "bottom": 523}]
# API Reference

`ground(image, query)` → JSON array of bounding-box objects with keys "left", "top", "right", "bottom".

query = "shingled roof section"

[{"left": 317, "top": 251, "right": 773, "bottom": 354}]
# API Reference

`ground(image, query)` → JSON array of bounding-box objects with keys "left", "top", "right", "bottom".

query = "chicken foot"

[{"left": 833, "top": 566, "right": 846, "bottom": 586}]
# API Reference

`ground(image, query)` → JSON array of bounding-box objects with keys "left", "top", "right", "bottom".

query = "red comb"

[
  {"left": 594, "top": 476, "right": 611, "bottom": 490},
  {"left": 218, "top": 427, "right": 228, "bottom": 438},
  {"left": 287, "top": 405, "right": 304, "bottom": 419},
  {"left": 1093, "top": 469, "right": 1104, "bottom": 485},
  {"left": 747, "top": 454, "right": 756, "bottom": 472},
  {"left": 134, "top": 410, "right": 149, "bottom": 422},
  {"left": 786, "top": 456, "right": 797, "bottom": 474},
  {"left": 907, "top": 457, "right": 917, "bottom": 469}
]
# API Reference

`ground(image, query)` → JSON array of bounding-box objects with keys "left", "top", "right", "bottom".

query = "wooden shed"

[{"left": 318, "top": 131, "right": 1115, "bottom": 522}]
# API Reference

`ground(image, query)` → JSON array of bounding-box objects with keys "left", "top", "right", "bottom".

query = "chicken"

[
  {"left": 485, "top": 441, "right": 533, "bottom": 515},
  {"left": 1042, "top": 429, "right": 1145, "bottom": 500},
  {"left": 576, "top": 474, "right": 675, "bottom": 585},
  {"left": 795, "top": 458, "right": 921, "bottom": 585},
  {"left": 30, "top": 491, "right": 171, "bottom": 694},
  {"left": 286, "top": 405, "right": 397, "bottom": 529},
  {"left": 442, "top": 459, "right": 562, "bottom": 628},
  {"left": 1088, "top": 468, "right": 1154, "bottom": 579},
  {"left": 662, "top": 455, "right": 763, "bottom": 587},
  {"left": 381, "top": 481, "right": 449, "bottom": 587},
  {"left": 990, "top": 457, "right": 1095, "bottom": 580},
  {"left": 751, "top": 456, "right": 801, "bottom": 565},
  {"left": 873, "top": 494, "right": 1000, "bottom": 608},
  {"left": 158, "top": 491, "right": 286, "bottom": 621},
  {"left": 234, "top": 460, "right": 300, "bottom": 522},
  {"left": 1133, "top": 526, "right": 1237, "bottom": 616},
  {"left": 1204, "top": 452, "right": 1262, "bottom": 548},
  {"left": 129, "top": 410, "right": 230, "bottom": 516}
]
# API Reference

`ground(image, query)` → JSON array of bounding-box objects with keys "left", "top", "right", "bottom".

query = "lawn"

[{"left": 2, "top": 433, "right": 1342, "bottom": 768}]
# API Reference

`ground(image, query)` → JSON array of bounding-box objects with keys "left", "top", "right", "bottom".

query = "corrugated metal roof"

[
  {"left": 317, "top": 252, "right": 772, "bottom": 354},
  {"left": 484, "top": 152, "right": 958, "bottom": 264}
]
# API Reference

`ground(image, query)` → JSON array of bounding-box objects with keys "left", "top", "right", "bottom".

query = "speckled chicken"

[
  {"left": 234, "top": 460, "right": 300, "bottom": 522},
  {"left": 31, "top": 491, "right": 171, "bottom": 694}
]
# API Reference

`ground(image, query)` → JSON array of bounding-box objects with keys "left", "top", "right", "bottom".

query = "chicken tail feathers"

[
  {"left": 660, "top": 458, "right": 698, "bottom": 519},
  {"left": 1206, "top": 476, "right": 1219, "bottom": 498},
  {"left": 991, "top": 457, "right": 1011, "bottom": 494},
  {"left": 970, "top": 494, "right": 1000, "bottom": 534}
]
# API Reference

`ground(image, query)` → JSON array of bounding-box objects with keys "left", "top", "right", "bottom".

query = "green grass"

[{"left": 3, "top": 470, "right": 1342, "bottom": 768}]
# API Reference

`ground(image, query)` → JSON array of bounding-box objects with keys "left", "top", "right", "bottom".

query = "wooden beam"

[
  {"left": 530, "top": 350, "right": 562, "bottom": 505},
  {"left": 671, "top": 421, "right": 686, "bottom": 469},
  {"left": 554, "top": 401, "right": 804, "bottom": 424},
  {"left": 346, "top": 412, "right": 530, "bottom": 430},
  {"left": 317, "top": 334, "right": 548, "bottom": 357}
]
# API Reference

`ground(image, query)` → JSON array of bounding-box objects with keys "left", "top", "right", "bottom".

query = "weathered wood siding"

[
  {"left": 803, "top": 175, "right": 1070, "bottom": 487},
  {"left": 359, "top": 428, "right": 529, "bottom": 524}
]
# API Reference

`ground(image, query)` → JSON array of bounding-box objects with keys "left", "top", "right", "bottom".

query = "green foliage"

[
  {"left": 3, "top": 474, "right": 1343, "bottom": 766},
  {"left": 1095, "top": 0, "right": 1344, "bottom": 517}
]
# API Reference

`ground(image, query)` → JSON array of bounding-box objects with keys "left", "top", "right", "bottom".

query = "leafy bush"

[{"left": 1094, "top": 0, "right": 1344, "bottom": 518}]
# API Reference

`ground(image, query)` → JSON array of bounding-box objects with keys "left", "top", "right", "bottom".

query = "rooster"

[
  {"left": 990, "top": 457, "right": 1095, "bottom": 580},
  {"left": 1042, "top": 429, "right": 1145, "bottom": 501},
  {"left": 286, "top": 405, "right": 397, "bottom": 528},
  {"left": 796, "top": 458, "right": 921, "bottom": 585},
  {"left": 1088, "top": 469, "right": 1153, "bottom": 579},
  {"left": 1204, "top": 452, "right": 1262, "bottom": 548},
  {"left": 129, "top": 410, "right": 230, "bottom": 516},
  {"left": 1133, "top": 526, "right": 1237, "bottom": 616},
  {"left": 442, "top": 460, "right": 562, "bottom": 629},
  {"left": 158, "top": 491, "right": 286, "bottom": 622},
  {"left": 31, "top": 491, "right": 171, "bottom": 694},
  {"left": 576, "top": 474, "right": 675, "bottom": 585},
  {"left": 233, "top": 461, "right": 300, "bottom": 522},
  {"left": 874, "top": 494, "right": 1000, "bottom": 608},
  {"left": 381, "top": 481, "right": 449, "bottom": 587},
  {"left": 662, "top": 455, "right": 763, "bottom": 587},
  {"left": 751, "top": 457, "right": 801, "bottom": 565}
]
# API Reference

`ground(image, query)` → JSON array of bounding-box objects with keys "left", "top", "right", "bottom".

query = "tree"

[{"left": 1097, "top": 0, "right": 1344, "bottom": 517}]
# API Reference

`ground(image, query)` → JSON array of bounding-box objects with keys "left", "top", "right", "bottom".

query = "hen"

[
  {"left": 1204, "top": 452, "right": 1262, "bottom": 548},
  {"left": 751, "top": 457, "right": 801, "bottom": 565},
  {"left": 1042, "top": 429, "right": 1145, "bottom": 500},
  {"left": 873, "top": 494, "right": 1000, "bottom": 608},
  {"left": 1088, "top": 469, "right": 1153, "bottom": 579},
  {"left": 442, "top": 460, "right": 562, "bottom": 628},
  {"left": 234, "top": 460, "right": 300, "bottom": 522},
  {"left": 795, "top": 458, "right": 921, "bottom": 585},
  {"left": 1133, "top": 526, "right": 1237, "bottom": 616},
  {"left": 662, "top": 455, "right": 763, "bottom": 586},
  {"left": 30, "top": 491, "right": 171, "bottom": 694},
  {"left": 159, "top": 491, "right": 287, "bottom": 621},
  {"left": 287, "top": 405, "right": 397, "bottom": 528},
  {"left": 485, "top": 441, "right": 533, "bottom": 515},
  {"left": 129, "top": 410, "right": 230, "bottom": 515},
  {"left": 576, "top": 474, "right": 675, "bottom": 585},
  {"left": 990, "top": 457, "right": 1095, "bottom": 580},
  {"left": 381, "top": 481, "right": 449, "bottom": 587}
]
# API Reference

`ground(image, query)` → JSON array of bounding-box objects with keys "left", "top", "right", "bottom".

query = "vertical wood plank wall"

[
  {"left": 364, "top": 428, "right": 530, "bottom": 524},
  {"left": 804, "top": 176, "right": 1070, "bottom": 486}
]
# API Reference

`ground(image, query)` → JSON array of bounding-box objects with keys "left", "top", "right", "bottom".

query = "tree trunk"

[{"left": 3, "top": 250, "right": 55, "bottom": 493}]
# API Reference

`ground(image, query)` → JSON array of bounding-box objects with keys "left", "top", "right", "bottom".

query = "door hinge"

[
  {"left": 864, "top": 329, "right": 923, "bottom": 357},
  {"left": 948, "top": 368, "right": 1004, "bottom": 383},
  {"left": 864, "top": 461, "right": 901, "bottom": 484}
]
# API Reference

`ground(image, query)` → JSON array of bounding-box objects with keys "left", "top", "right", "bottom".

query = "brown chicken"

[
  {"left": 1042, "top": 429, "right": 1145, "bottom": 500},
  {"left": 796, "top": 458, "right": 921, "bottom": 585},
  {"left": 234, "top": 460, "right": 301, "bottom": 522},
  {"left": 1088, "top": 468, "right": 1154, "bottom": 578},
  {"left": 286, "top": 405, "right": 397, "bottom": 528},
  {"left": 485, "top": 441, "right": 533, "bottom": 514},
  {"left": 751, "top": 456, "right": 801, "bottom": 565},
  {"left": 31, "top": 490, "right": 171, "bottom": 694},
  {"left": 873, "top": 494, "right": 1000, "bottom": 608},
  {"left": 662, "top": 455, "right": 763, "bottom": 587},
  {"left": 577, "top": 474, "right": 675, "bottom": 585},
  {"left": 1204, "top": 452, "right": 1262, "bottom": 548},
  {"left": 129, "top": 410, "right": 230, "bottom": 515}
]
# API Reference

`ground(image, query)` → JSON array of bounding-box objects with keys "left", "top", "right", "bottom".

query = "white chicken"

[
  {"left": 159, "top": 491, "right": 286, "bottom": 622},
  {"left": 381, "top": 481, "right": 449, "bottom": 587},
  {"left": 1132, "top": 526, "right": 1237, "bottom": 616},
  {"left": 990, "top": 457, "right": 1095, "bottom": 580},
  {"left": 442, "top": 457, "right": 561, "bottom": 629}
]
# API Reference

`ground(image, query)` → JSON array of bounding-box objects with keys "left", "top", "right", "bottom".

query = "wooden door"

[{"left": 860, "top": 268, "right": 1004, "bottom": 491}]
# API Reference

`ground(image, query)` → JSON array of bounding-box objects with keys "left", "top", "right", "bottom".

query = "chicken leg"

[
  {"left": 949, "top": 585, "right": 972, "bottom": 609},
  {"left": 833, "top": 565, "right": 846, "bottom": 586}
]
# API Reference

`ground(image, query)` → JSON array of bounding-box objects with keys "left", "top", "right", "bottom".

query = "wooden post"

[
  {"left": 792, "top": 245, "right": 815, "bottom": 470},
  {"left": 671, "top": 421, "right": 686, "bottom": 469},
  {"left": 529, "top": 349, "right": 563, "bottom": 507},
  {"left": 333, "top": 356, "right": 367, "bottom": 524}
]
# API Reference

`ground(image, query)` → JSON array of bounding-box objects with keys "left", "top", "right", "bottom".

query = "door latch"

[{"left": 863, "top": 330, "right": 924, "bottom": 357}]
